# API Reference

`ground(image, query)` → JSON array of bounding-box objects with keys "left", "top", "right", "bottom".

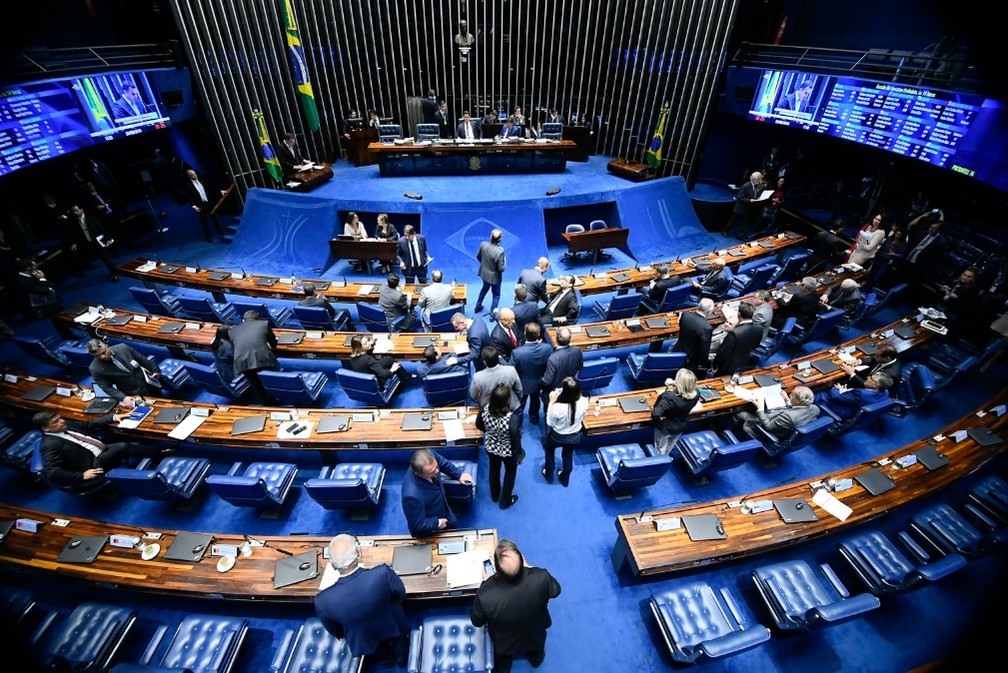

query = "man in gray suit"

[
  {"left": 231, "top": 309, "right": 278, "bottom": 403},
  {"left": 418, "top": 270, "right": 454, "bottom": 329},
  {"left": 736, "top": 385, "right": 819, "bottom": 439},
  {"left": 299, "top": 282, "right": 337, "bottom": 319},
  {"left": 475, "top": 229, "right": 506, "bottom": 314},
  {"left": 470, "top": 346, "right": 522, "bottom": 410},
  {"left": 517, "top": 257, "right": 550, "bottom": 305},
  {"left": 87, "top": 338, "right": 162, "bottom": 407},
  {"left": 379, "top": 273, "right": 417, "bottom": 333}
]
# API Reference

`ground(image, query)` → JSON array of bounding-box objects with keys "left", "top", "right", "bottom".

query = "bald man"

[
  {"left": 691, "top": 257, "right": 733, "bottom": 300},
  {"left": 489, "top": 307, "right": 524, "bottom": 362},
  {"left": 820, "top": 278, "right": 863, "bottom": 320},
  {"left": 518, "top": 257, "right": 551, "bottom": 304}
]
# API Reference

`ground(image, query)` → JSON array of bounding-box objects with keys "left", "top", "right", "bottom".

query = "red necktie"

[{"left": 508, "top": 328, "right": 517, "bottom": 346}]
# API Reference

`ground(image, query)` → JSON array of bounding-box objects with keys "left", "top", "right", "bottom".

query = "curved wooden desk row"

[
  {"left": 118, "top": 258, "right": 468, "bottom": 308},
  {"left": 0, "top": 375, "right": 482, "bottom": 451},
  {"left": 55, "top": 304, "right": 468, "bottom": 363},
  {"left": 582, "top": 313, "right": 936, "bottom": 436},
  {"left": 611, "top": 391, "right": 1008, "bottom": 578},
  {"left": 0, "top": 505, "right": 496, "bottom": 602},
  {"left": 550, "top": 264, "right": 863, "bottom": 352}
]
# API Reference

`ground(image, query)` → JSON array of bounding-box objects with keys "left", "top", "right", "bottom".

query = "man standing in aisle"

[
  {"left": 184, "top": 169, "right": 226, "bottom": 242},
  {"left": 475, "top": 229, "right": 506, "bottom": 315},
  {"left": 396, "top": 225, "right": 430, "bottom": 284}
]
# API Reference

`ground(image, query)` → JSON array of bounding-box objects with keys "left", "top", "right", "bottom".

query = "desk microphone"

[{"left": 245, "top": 534, "right": 294, "bottom": 556}]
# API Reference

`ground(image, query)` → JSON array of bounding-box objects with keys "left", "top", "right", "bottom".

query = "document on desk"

[
  {"left": 453, "top": 342, "right": 469, "bottom": 355},
  {"left": 167, "top": 414, "right": 207, "bottom": 440},
  {"left": 318, "top": 562, "right": 338, "bottom": 591},
  {"left": 442, "top": 419, "right": 466, "bottom": 443},
  {"left": 118, "top": 405, "right": 153, "bottom": 429},
  {"left": 357, "top": 285, "right": 375, "bottom": 296},
  {"left": 447, "top": 549, "right": 489, "bottom": 588},
  {"left": 762, "top": 385, "right": 787, "bottom": 411},
  {"left": 812, "top": 488, "right": 852, "bottom": 521},
  {"left": 732, "top": 386, "right": 760, "bottom": 404},
  {"left": 373, "top": 338, "right": 393, "bottom": 354}
]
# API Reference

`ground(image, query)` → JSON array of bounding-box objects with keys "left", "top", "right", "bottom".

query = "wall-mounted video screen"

[
  {"left": 745, "top": 68, "right": 1008, "bottom": 194},
  {"left": 0, "top": 70, "right": 172, "bottom": 176}
]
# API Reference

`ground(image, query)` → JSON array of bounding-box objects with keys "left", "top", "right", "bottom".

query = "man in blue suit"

[
  {"left": 315, "top": 534, "right": 408, "bottom": 667},
  {"left": 498, "top": 116, "right": 522, "bottom": 138},
  {"left": 451, "top": 311, "right": 491, "bottom": 371},
  {"left": 540, "top": 326, "right": 583, "bottom": 394},
  {"left": 510, "top": 284, "right": 542, "bottom": 333},
  {"left": 815, "top": 371, "right": 892, "bottom": 421},
  {"left": 512, "top": 322, "right": 554, "bottom": 424},
  {"left": 517, "top": 257, "right": 551, "bottom": 304},
  {"left": 401, "top": 449, "right": 474, "bottom": 537},
  {"left": 417, "top": 344, "right": 464, "bottom": 379},
  {"left": 691, "top": 256, "right": 733, "bottom": 300}
]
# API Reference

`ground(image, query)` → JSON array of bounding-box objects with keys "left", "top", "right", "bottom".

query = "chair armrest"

[
  {"left": 269, "top": 628, "right": 296, "bottom": 673},
  {"left": 916, "top": 552, "right": 967, "bottom": 582},
  {"left": 810, "top": 593, "right": 880, "bottom": 623},
  {"left": 137, "top": 458, "right": 153, "bottom": 470},
  {"left": 819, "top": 562, "right": 848, "bottom": 598},
  {"left": 699, "top": 626, "right": 771, "bottom": 659},
  {"left": 29, "top": 609, "right": 59, "bottom": 648},
  {"left": 226, "top": 462, "right": 243, "bottom": 476},
  {"left": 407, "top": 627, "right": 423, "bottom": 673},
  {"left": 898, "top": 530, "right": 929, "bottom": 562},
  {"left": 139, "top": 624, "right": 170, "bottom": 665}
]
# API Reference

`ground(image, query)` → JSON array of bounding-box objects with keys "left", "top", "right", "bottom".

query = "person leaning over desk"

[{"left": 401, "top": 448, "right": 474, "bottom": 537}]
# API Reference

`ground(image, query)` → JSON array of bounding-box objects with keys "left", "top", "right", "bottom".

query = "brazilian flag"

[
  {"left": 82, "top": 78, "right": 114, "bottom": 131},
  {"left": 254, "top": 110, "right": 284, "bottom": 183},
  {"left": 280, "top": 0, "right": 320, "bottom": 132},
  {"left": 645, "top": 104, "right": 670, "bottom": 169}
]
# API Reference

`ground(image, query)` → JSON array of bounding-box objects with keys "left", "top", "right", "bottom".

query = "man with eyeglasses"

[
  {"left": 315, "top": 533, "right": 408, "bottom": 667},
  {"left": 401, "top": 448, "right": 474, "bottom": 537}
]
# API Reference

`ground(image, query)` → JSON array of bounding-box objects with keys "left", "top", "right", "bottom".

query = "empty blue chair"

[
  {"left": 182, "top": 360, "right": 250, "bottom": 399},
  {"left": 129, "top": 286, "right": 182, "bottom": 316},
  {"left": 207, "top": 461, "right": 298, "bottom": 509},
  {"left": 837, "top": 528, "right": 966, "bottom": 594},
  {"left": 596, "top": 443, "right": 671, "bottom": 492},
  {"left": 408, "top": 615, "right": 493, "bottom": 673},
  {"left": 59, "top": 341, "right": 97, "bottom": 370},
  {"left": 37, "top": 602, "right": 136, "bottom": 672},
  {"left": 231, "top": 298, "right": 294, "bottom": 328},
  {"left": 14, "top": 334, "right": 78, "bottom": 369},
  {"left": 650, "top": 580, "right": 770, "bottom": 663},
  {"left": 561, "top": 223, "right": 585, "bottom": 262},
  {"left": 0, "top": 584, "right": 35, "bottom": 627},
  {"left": 106, "top": 456, "right": 211, "bottom": 504},
  {"left": 423, "top": 369, "right": 470, "bottom": 406},
  {"left": 626, "top": 351, "right": 687, "bottom": 386},
  {"left": 177, "top": 294, "right": 237, "bottom": 324},
  {"left": 751, "top": 559, "right": 880, "bottom": 630},
  {"left": 356, "top": 303, "right": 389, "bottom": 332},
  {"left": 674, "top": 429, "right": 763, "bottom": 481},
  {"left": 4, "top": 430, "right": 42, "bottom": 472},
  {"left": 593, "top": 292, "right": 642, "bottom": 320},
  {"left": 541, "top": 122, "right": 563, "bottom": 140},
  {"left": 304, "top": 463, "right": 385, "bottom": 511},
  {"left": 869, "top": 282, "right": 908, "bottom": 316},
  {"left": 270, "top": 617, "right": 362, "bottom": 673},
  {"left": 820, "top": 395, "right": 895, "bottom": 437},
  {"left": 292, "top": 304, "right": 353, "bottom": 331},
  {"left": 336, "top": 368, "right": 401, "bottom": 406},
  {"left": 577, "top": 356, "right": 620, "bottom": 393},
  {"left": 378, "top": 124, "right": 401, "bottom": 142},
  {"left": 786, "top": 308, "right": 846, "bottom": 347},
  {"left": 156, "top": 357, "right": 192, "bottom": 391},
  {"left": 750, "top": 317, "right": 797, "bottom": 363},
  {"left": 0, "top": 421, "right": 14, "bottom": 453},
  {"left": 259, "top": 370, "right": 329, "bottom": 406},
  {"left": 889, "top": 361, "right": 936, "bottom": 417},
  {"left": 769, "top": 251, "right": 810, "bottom": 285},
  {"left": 416, "top": 123, "right": 440, "bottom": 141},
  {"left": 746, "top": 414, "right": 835, "bottom": 460},
  {"left": 443, "top": 460, "right": 478, "bottom": 507},
  {"left": 726, "top": 263, "right": 779, "bottom": 299},
  {"left": 968, "top": 474, "right": 1008, "bottom": 521},
  {"left": 425, "top": 304, "right": 458, "bottom": 333},
  {"left": 640, "top": 281, "right": 692, "bottom": 315},
  {"left": 910, "top": 502, "right": 996, "bottom": 558},
  {"left": 112, "top": 614, "right": 248, "bottom": 673}
]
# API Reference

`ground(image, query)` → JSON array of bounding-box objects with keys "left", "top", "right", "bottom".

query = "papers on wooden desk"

[
  {"left": 446, "top": 548, "right": 491, "bottom": 588},
  {"left": 167, "top": 413, "right": 207, "bottom": 440},
  {"left": 372, "top": 338, "right": 393, "bottom": 354},
  {"left": 118, "top": 405, "right": 153, "bottom": 429},
  {"left": 442, "top": 419, "right": 466, "bottom": 443},
  {"left": 761, "top": 385, "right": 787, "bottom": 411},
  {"left": 136, "top": 261, "right": 157, "bottom": 273},
  {"left": 812, "top": 488, "right": 852, "bottom": 521},
  {"left": 74, "top": 311, "right": 103, "bottom": 325},
  {"left": 357, "top": 285, "right": 375, "bottom": 296}
]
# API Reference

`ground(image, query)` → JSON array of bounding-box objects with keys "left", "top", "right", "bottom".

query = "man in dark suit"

[
  {"left": 230, "top": 309, "right": 278, "bottom": 403},
  {"left": 401, "top": 449, "right": 474, "bottom": 537},
  {"left": 315, "top": 534, "right": 408, "bottom": 667},
  {"left": 67, "top": 204, "right": 119, "bottom": 281},
  {"left": 900, "top": 211, "right": 946, "bottom": 289},
  {"left": 378, "top": 273, "right": 417, "bottom": 333},
  {"left": 87, "top": 338, "right": 162, "bottom": 406},
  {"left": 417, "top": 345, "right": 464, "bottom": 379},
  {"left": 510, "top": 285, "right": 541, "bottom": 333},
  {"left": 819, "top": 278, "right": 863, "bottom": 320},
  {"left": 455, "top": 111, "right": 482, "bottom": 140},
  {"left": 815, "top": 372, "right": 893, "bottom": 421},
  {"left": 540, "top": 327, "right": 583, "bottom": 394},
  {"left": 841, "top": 343, "right": 902, "bottom": 389},
  {"left": 722, "top": 171, "right": 763, "bottom": 237},
  {"left": 672, "top": 298, "right": 716, "bottom": 375},
  {"left": 772, "top": 276, "right": 821, "bottom": 329},
  {"left": 691, "top": 257, "right": 733, "bottom": 300},
  {"left": 736, "top": 386, "right": 820, "bottom": 439},
  {"left": 639, "top": 263, "right": 685, "bottom": 313},
  {"left": 512, "top": 322, "right": 553, "bottom": 424},
  {"left": 489, "top": 308, "right": 523, "bottom": 363},
  {"left": 804, "top": 220, "right": 850, "bottom": 274},
  {"left": 517, "top": 257, "right": 551, "bottom": 305},
  {"left": 111, "top": 82, "right": 145, "bottom": 120},
  {"left": 498, "top": 117, "right": 521, "bottom": 138},
  {"left": 421, "top": 90, "right": 439, "bottom": 124},
  {"left": 539, "top": 275, "right": 579, "bottom": 326},
  {"left": 778, "top": 79, "right": 814, "bottom": 113},
  {"left": 451, "top": 312, "right": 491, "bottom": 372},
  {"left": 298, "top": 282, "right": 337, "bottom": 319},
  {"left": 711, "top": 301, "right": 763, "bottom": 376},
  {"left": 471, "top": 539, "right": 562, "bottom": 673},
  {"left": 276, "top": 132, "right": 305, "bottom": 178},
  {"left": 396, "top": 224, "right": 429, "bottom": 283},
  {"left": 183, "top": 169, "right": 225, "bottom": 242},
  {"left": 16, "top": 259, "right": 62, "bottom": 318},
  {"left": 434, "top": 101, "right": 452, "bottom": 138}
]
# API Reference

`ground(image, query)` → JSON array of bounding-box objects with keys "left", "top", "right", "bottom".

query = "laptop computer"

[
  {"left": 392, "top": 545, "right": 433, "bottom": 575},
  {"left": 312, "top": 281, "right": 331, "bottom": 291},
  {"left": 811, "top": 359, "right": 840, "bottom": 375},
  {"left": 759, "top": 241, "right": 776, "bottom": 248},
  {"left": 278, "top": 332, "right": 305, "bottom": 345},
  {"left": 317, "top": 414, "right": 352, "bottom": 434},
  {"left": 855, "top": 467, "right": 895, "bottom": 496},
  {"left": 644, "top": 317, "right": 670, "bottom": 329},
  {"left": 682, "top": 514, "right": 727, "bottom": 541},
  {"left": 231, "top": 415, "right": 267, "bottom": 436},
  {"left": 967, "top": 426, "right": 1003, "bottom": 447},
  {"left": 402, "top": 412, "right": 433, "bottom": 431},
  {"left": 160, "top": 264, "right": 181, "bottom": 274},
  {"left": 895, "top": 325, "right": 918, "bottom": 339},
  {"left": 618, "top": 397, "right": 651, "bottom": 413},
  {"left": 274, "top": 551, "right": 319, "bottom": 589},
  {"left": 915, "top": 445, "right": 950, "bottom": 470},
  {"left": 153, "top": 406, "right": 190, "bottom": 424},
  {"left": 0, "top": 520, "right": 14, "bottom": 544},
  {"left": 585, "top": 325, "right": 611, "bottom": 338},
  {"left": 610, "top": 272, "right": 631, "bottom": 283},
  {"left": 21, "top": 385, "right": 56, "bottom": 402},
  {"left": 255, "top": 277, "right": 278, "bottom": 286},
  {"left": 157, "top": 322, "right": 186, "bottom": 334},
  {"left": 164, "top": 532, "right": 214, "bottom": 562},
  {"left": 84, "top": 397, "right": 119, "bottom": 414},
  {"left": 207, "top": 271, "right": 230, "bottom": 281},
  {"left": 412, "top": 335, "right": 439, "bottom": 348},
  {"left": 337, "top": 234, "right": 356, "bottom": 241},
  {"left": 105, "top": 314, "right": 133, "bottom": 326},
  {"left": 784, "top": 232, "right": 803, "bottom": 239},
  {"left": 754, "top": 374, "right": 781, "bottom": 388},
  {"left": 773, "top": 498, "right": 818, "bottom": 523},
  {"left": 727, "top": 248, "right": 746, "bottom": 257},
  {"left": 697, "top": 386, "right": 721, "bottom": 403},
  {"left": 856, "top": 342, "right": 877, "bottom": 355},
  {"left": 57, "top": 535, "right": 108, "bottom": 564}
]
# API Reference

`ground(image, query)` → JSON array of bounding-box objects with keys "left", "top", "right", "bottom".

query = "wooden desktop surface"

[
  {"left": 328, "top": 238, "right": 399, "bottom": 262},
  {"left": 611, "top": 391, "right": 1008, "bottom": 577},
  {"left": 561, "top": 226, "right": 630, "bottom": 254},
  {"left": 366, "top": 139, "right": 576, "bottom": 157},
  {"left": 286, "top": 163, "right": 334, "bottom": 192},
  {"left": 0, "top": 505, "right": 496, "bottom": 602}
]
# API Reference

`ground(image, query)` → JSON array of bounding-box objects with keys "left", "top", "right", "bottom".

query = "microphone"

[
  {"left": 240, "top": 268, "right": 247, "bottom": 278},
  {"left": 636, "top": 499, "right": 698, "bottom": 523},
  {"left": 245, "top": 534, "right": 294, "bottom": 556}
]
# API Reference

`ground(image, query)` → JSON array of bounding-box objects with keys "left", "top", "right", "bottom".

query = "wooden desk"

[
  {"left": 610, "top": 391, "right": 1008, "bottom": 578},
  {"left": 53, "top": 305, "right": 467, "bottom": 362},
  {"left": 328, "top": 238, "right": 399, "bottom": 263},
  {"left": 367, "top": 140, "right": 576, "bottom": 176},
  {"left": 0, "top": 374, "right": 482, "bottom": 454},
  {"left": 0, "top": 504, "right": 496, "bottom": 602},
  {"left": 562, "top": 226, "right": 630, "bottom": 266},
  {"left": 346, "top": 127, "right": 378, "bottom": 166},
  {"left": 286, "top": 163, "right": 334, "bottom": 192},
  {"left": 117, "top": 259, "right": 467, "bottom": 307},
  {"left": 581, "top": 313, "right": 936, "bottom": 436}
]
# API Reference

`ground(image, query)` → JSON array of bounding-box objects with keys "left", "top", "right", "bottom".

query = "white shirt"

[
  {"left": 48, "top": 430, "right": 103, "bottom": 457},
  {"left": 546, "top": 396, "right": 589, "bottom": 435},
  {"left": 191, "top": 178, "right": 208, "bottom": 203}
]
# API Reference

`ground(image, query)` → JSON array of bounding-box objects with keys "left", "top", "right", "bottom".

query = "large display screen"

[
  {"left": 0, "top": 71, "right": 171, "bottom": 176},
  {"left": 747, "top": 69, "right": 1008, "bottom": 194}
]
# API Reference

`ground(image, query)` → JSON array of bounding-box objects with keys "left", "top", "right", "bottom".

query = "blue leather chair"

[
  {"left": 270, "top": 617, "right": 363, "bottom": 673},
  {"left": 292, "top": 304, "right": 353, "bottom": 331},
  {"left": 889, "top": 362, "right": 936, "bottom": 417},
  {"left": 408, "top": 615, "right": 493, "bottom": 673},
  {"left": 425, "top": 304, "right": 458, "bottom": 333},
  {"left": 423, "top": 369, "right": 469, "bottom": 406},
  {"left": 156, "top": 357, "right": 192, "bottom": 391},
  {"left": 182, "top": 360, "right": 251, "bottom": 399},
  {"left": 649, "top": 580, "right": 770, "bottom": 663},
  {"left": 443, "top": 460, "right": 478, "bottom": 507},
  {"left": 0, "top": 421, "right": 13, "bottom": 451},
  {"left": 541, "top": 122, "right": 563, "bottom": 140},
  {"left": 304, "top": 463, "right": 386, "bottom": 511},
  {"left": 112, "top": 614, "right": 248, "bottom": 673},
  {"left": 258, "top": 370, "right": 329, "bottom": 406},
  {"left": 378, "top": 124, "right": 402, "bottom": 142},
  {"left": 37, "top": 602, "right": 136, "bottom": 672},
  {"left": 674, "top": 429, "right": 763, "bottom": 481},
  {"left": 206, "top": 461, "right": 298, "bottom": 509},
  {"left": 577, "top": 356, "right": 619, "bottom": 393},
  {"left": 0, "top": 584, "right": 35, "bottom": 627},
  {"left": 231, "top": 298, "right": 294, "bottom": 328},
  {"left": 837, "top": 528, "right": 966, "bottom": 594},
  {"left": 14, "top": 335, "right": 79, "bottom": 369},
  {"left": 59, "top": 341, "right": 98, "bottom": 370},
  {"left": 786, "top": 308, "right": 846, "bottom": 347},
  {"left": 106, "top": 456, "right": 211, "bottom": 504},
  {"left": 968, "top": 474, "right": 1008, "bottom": 521},
  {"left": 820, "top": 395, "right": 895, "bottom": 437},
  {"left": 416, "top": 123, "right": 440, "bottom": 141},
  {"left": 356, "top": 303, "right": 389, "bottom": 332},
  {"left": 726, "top": 262, "right": 779, "bottom": 299},
  {"left": 129, "top": 286, "right": 182, "bottom": 316},
  {"left": 596, "top": 443, "right": 671, "bottom": 492},
  {"left": 562, "top": 223, "right": 585, "bottom": 262},
  {"left": 909, "top": 502, "right": 996, "bottom": 558},
  {"left": 750, "top": 317, "right": 797, "bottom": 363},
  {"left": 4, "top": 429, "right": 42, "bottom": 472},
  {"left": 593, "top": 292, "right": 643, "bottom": 320},
  {"left": 177, "top": 294, "right": 237, "bottom": 324},
  {"left": 626, "top": 351, "right": 687, "bottom": 386},
  {"left": 869, "top": 282, "right": 908, "bottom": 316},
  {"left": 336, "top": 368, "right": 401, "bottom": 406},
  {"left": 751, "top": 559, "right": 880, "bottom": 630},
  {"left": 588, "top": 219, "right": 613, "bottom": 261},
  {"left": 769, "top": 251, "right": 810, "bottom": 285},
  {"left": 745, "top": 414, "right": 835, "bottom": 460},
  {"left": 640, "top": 281, "right": 692, "bottom": 315}
]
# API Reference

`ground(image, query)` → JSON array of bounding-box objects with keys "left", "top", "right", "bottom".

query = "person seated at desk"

[
  {"left": 815, "top": 371, "right": 893, "bottom": 421},
  {"left": 418, "top": 269, "right": 453, "bottom": 329},
  {"left": 691, "top": 257, "right": 732, "bottom": 300},
  {"left": 736, "top": 385, "right": 820, "bottom": 439},
  {"left": 539, "top": 276, "right": 579, "bottom": 326},
  {"left": 638, "top": 263, "right": 685, "bottom": 314},
  {"left": 349, "top": 334, "right": 413, "bottom": 385},
  {"left": 498, "top": 117, "right": 522, "bottom": 138},
  {"left": 341, "top": 109, "right": 362, "bottom": 139},
  {"left": 367, "top": 109, "right": 381, "bottom": 129},
  {"left": 86, "top": 338, "right": 163, "bottom": 407},
  {"left": 379, "top": 273, "right": 417, "bottom": 333},
  {"left": 546, "top": 108, "right": 564, "bottom": 125},
  {"left": 16, "top": 258, "right": 63, "bottom": 318},
  {"left": 512, "top": 106, "right": 526, "bottom": 127},
  {"left": 819, "top": 278, "right": 862, "bottom": 320},
  {"left": 771, "top": 276, "right": 821, "bottom": 329},
  {"left": 401, "top": 448, "right": 474, "bottom": 537},
  {"left": 343, "top": 211, "right": 368, "bottom": 272},
  {"left": 456, "top": 110, "right": 482, "bottom": 140},
  {"left": 841, "top": 343, "right": 901, "bottom": 389},
  {"left": 299, "top": 281, "right": 338, "bottom": 319},
  {"left": 417, "top": 344, "right": 463, "bottom": 379},
  {"left": 481, "top": 108, "right": 499, "bottom": 126}
]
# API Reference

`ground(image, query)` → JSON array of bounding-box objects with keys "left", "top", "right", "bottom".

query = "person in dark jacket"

[
  {"left": 401, "top": 449, "right": 474, "bottom": 537},
  {"left": 671, "top": 298, "right": 716, "bottom": 375},
  {"left": 651, "top": 368, "right": 700, "bottom": 454},
  {"left": 476, "top": 384, "right": 524, "bottom": 508},
  {"left": 711, "top": 301, "right": 763, "bottom": 376},
  {"left": 86, "top": 338, "right": 162, "bottom": 406},
  {"left": 230, "top": 309, "right": 278, "bottom": 403},
  {"left": 348, "top": 334, "right": 412, "bottom": 384}
]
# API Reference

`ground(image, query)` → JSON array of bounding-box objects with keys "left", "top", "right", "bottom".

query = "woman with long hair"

[
  {"left": 651, "top": 368, "right": 700, "bottom": 455},
  {"left": 375, "top": 213, "right": 398, "bottom": 273},
  {"left": 344, "top": 211, "right": 367, "bottom": 271},
  {"left": 847, "top": 212, "right": 886, "bottom": 269},
  {"left": 210, "top": 325, "right": 235, "bottom": 382},
  {"left": 542, "top": 376, "right": 589, "bottom": 487},
  {"left": 476, "top": 383, "right": 523, "bottom": 508}
]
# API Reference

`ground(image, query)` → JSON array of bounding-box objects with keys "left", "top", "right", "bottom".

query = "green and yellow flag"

[
  {"left": 254, "top": 110, "right": 284, "bottom": 183},
  {"left": 645, "top": 103, "right": 670, "bottom": 169},
  {"left": 280, "top": 0, "right": 320, "bottom": 132},
  {"left": 82, "top": 78, "right": 114, "bottom": 131}
]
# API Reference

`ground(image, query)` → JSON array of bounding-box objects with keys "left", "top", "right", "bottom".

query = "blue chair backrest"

[
  {"left": 541, "top": 122, "right": 563, "bottom": 139},
  {"left": 336, "top": 368, "right": 390, "bottom": 406},
  {"left": 427, "top": 304, "right": 458, "bottom": 332},
  {"left": 416, "top": 123, "right": 439, "bottom": 140},
  {"left": 577, "top": 356, "right": 619, "bottom": 392},
  {"left": 424, "top": 370, "right": 469, "bottom": 406},
  {"left": 357, "top": 303, "right": 389, "bottom": 331},
  {"left": 129, "top": 286, "right": 177, "bottom": 315},
  {"left": 44, "top": 602, "right": 137, "bottom": 671},
  {"left": 654, "top": 282, "right": 693, "bottom": 312},
  {"left": 278, "top": 618, "right": 362, "bottom": 673},
  {"left": 293, "top": 304, "right": 335, "bottom": 330},
  {"left": 177, "top": 295, "right": 224, "bottom": 322},
  {"left": 14, "top": 336, "right": 71, "bottom": 368},
  {"left": 901, "top": 362, "right": 935, "bottom": 406},
  {"left": 600, "top": 293, "right": 642, "bottom": 319},
  {"left": 878, "top": 283, "right": 908, "bottom": 310},
  {"left": 565, "top": 223, "right": 585, "bottom": 234},
  {"left": 589, "top": 219, "right": 607, "bottom": 230},
  {"left": 158, "top": 615, "right": 248, "bottom": 672},
  {"left": 259, "top": 371, "right": 307, "bottom": 392},
  {"left": 773, "top": 252, "right": 810, "bottom": 284},
  {"left": 378, "top": 124, "right": 401, "bottom": 141}
]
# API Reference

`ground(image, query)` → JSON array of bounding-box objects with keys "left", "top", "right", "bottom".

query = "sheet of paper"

[
  {"left": 318, "top": 562, "right": 338, "bottom": 591},
  {"left": 373, "top": 339, "right": 393, "bottom": 354},
  {"left": 442, "top": 419, "right": 466, "bottom": 443},
  {"left": 731, "top": 386, "right": 759, "bottom": 403},
  {"left": 754, "top": 189, "right": 775, "bottom": 202},
  {"left": 167, "top": 414, "right": 207, "bottom": 440},
  {"left": 446, "top": 548, "right": 489, "bottom": 588},
  {"left": 762, "top": 385, "right": 787, "bottom": 410},
  {"left": 453, "top": 343, "right": 469, "bottom": 355},
  {"left": 812, "top": 488, "right": 852, "bottom": 521},
  {"left": 357, "top": 285, "right": 374, "bottom": 296}
]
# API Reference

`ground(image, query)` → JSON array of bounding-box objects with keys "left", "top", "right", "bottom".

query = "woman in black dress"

[{"left": 651, "top": 368, "right": 700, "bottom": 455}]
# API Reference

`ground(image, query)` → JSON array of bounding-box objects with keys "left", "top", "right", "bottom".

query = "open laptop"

[
  {"left": 278, "top": 332, "right": 305, "bottom": 345},
  {"left": 153, "top": 406, "right": 190, "bottom": 424},
  {"left": 392, "top": 545, "right": 433, "bottom": 575},
  {"left": 165, "top": 532, "right": 214, "bottom": 562},
  {"left": 255, "top": 277, "right": 278, "bottom": 286},
  {"left": 317, "top": 414, "right": 352, "bottom": 434},
  {"left": 644, "top": 317, "right": 669, "bottom": 329},
  {"left": 811, "top": 359, "right": 840, "bottom": 375},
  {"left": 585, "top": 325, "right": 611, "bottom": 338},
  {"left": 773, "top": 498, "right": 818, "bottom": 523},
  {"left": 0, "top": 520, "right": 14, "bottom": 544},
  {"left": 274, "top": 551, "right": 319, "bottom": 589},
  {"left": 21, "top": 385, "right": 56, "bottom": 402},
  {"left": 682, "top": 514, "right": 727, "bottom": 541},
  {"left": 231, "top": 415, "right": 267, "bottom": 436},
  {"left": 412, "top": 335, "right": 439, "bottom": 348},
  {"left": 157, "top": 322, "right": 186, "bottom": 334},
  {"left": 618, "top": 397, "right": 651, "bottom": 414},
  {"left": 402, "top": 412, "right": 433, "bottom": 431},
  {"left": 84, "top": 397, "right": 119, "bottom": 414},
  {"left": 855, "top": 467, "right": 895, "bottom": 496},
  {"left": 915, "top": 445, "right": 950, "bottom": 470},
  {"left": 57, "top": 535, "right": 108, "bottom": 564},
  {"left": 967, "top": 426, "right": 1003, "bottom": 447}
]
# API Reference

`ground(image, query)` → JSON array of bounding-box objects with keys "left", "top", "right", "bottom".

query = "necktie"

[
  {"left": 411, "top": 239, "right": 420, "bottom": 267},
  {"left": 78, "top": 216, "right": 92, "bottom": 242},
  {"left": 466, "top": 123, "right": 473, "bottom": 139},
  {"left": 62, "top": 430, "right": 106, "bottom": 457},
  {"left": 112, "top": 354, "right": 131, "bottom": 372},
  {"left": 908, "top": 234, "right": 933, "bottom": 263},
  {"left": 508, "top": 328, "right": 517, "bottom": 347},
  {"left": 193, "top": 180, "right": 207, "bottom": 203}
]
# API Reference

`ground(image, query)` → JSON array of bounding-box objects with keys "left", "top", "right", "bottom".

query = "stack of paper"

[{"left": 446, "top": 549, "right": 490, "bottom": 588}]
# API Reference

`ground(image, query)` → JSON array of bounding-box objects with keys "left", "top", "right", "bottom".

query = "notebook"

[
  {"left": 160, "top": 264, "right": 181, "bottom": 274},
  {"left": 610, "top": 272, "right": 631, "bottom": 282},
  {"left": 784, "top": 232, "right": 803, "bottom": 239},
  {"left": 895, "top": 325, "right": 918, "bottom": 339},
  {"left": 164, "top": 532, "right": 214, "bottom": 562},
  {"left": 21, "top": 385, "right": 56, "bottom": 402},
  {"left": 208, "top": 271, "right": 230, "bottom": 281},
  {"left": 915, "top": 445, "right": 950, "bottom": 470},
  {"left": 682, "top": 514, "right": 727, "bottom": 541},
  {"left": 644, "top": 317, "right": 670, "bottom": 329},
  {"left": 153, "top": 406, "right": 190, "bottom": 424},
  {"left": 759, "top": 241, "right": 776, "bottom": 248},
  {"left": 157, "top": 322, "right": 186, "bottom": 334},
  {"left": 83, "top": 397, "right": 119, "bottom": 414},
  {"left": 754, "top": 374, "right": 781, "bottom": 388},
  {"left": 278, "top": 332, "right": 305, "bottom": 345},
  {"left": 727, "top": 248, "right": 746, "bottom": 257},
  {"left": 855, "top": 467, "right": 895, "bottom": 496},
  {"left": 231, "top": 415, "right": 267, "bottom": 436},
  {"left": 811, "top": 359, "right": 840, "bottom": 375},
  {"left": 317, "top": 414, "right": 352, "bottom": 434},
  {"left": 773, "top": 498, "right": 818, "bottom": 523},
  {"left": 0, "top": 520, "right": 14, "bottom": 544},
  {"left": 104, "top": 314, "right": 133, "bottom": 326},
  {"left": 585, "top": 325, "right": 611, "bottom": 338},
  {"left": 856, "top": 342, "right": 877, "bottom": 355},
  {"left": 967, "top": 426, "right": 1003, "bottom": 447},
  {"left": 255, "top": 277, "right": 278, "bottom": 286},
  {"left": 437, "top": 541, "right": 466, "bottom": 555},
  {"left": 697, "top": 386, "right": 721, "bottom": 402},
  {"left": 618, "top": 397, "right": 651, "bottom": 413},
  {"left": 412, "top": 335, "right": 440, "bottom": 347},
  {"left": 392, "top": 544, "right": 433, "bottom": 575},
  {"left": 274, "top": 551, "right": 319, "bottom": 589},
  {"left": 402, "top": 412, "right": 433, "bottom": 431},
  {"left": 57, "top": 535, "right": 108, "bottom": 564}
]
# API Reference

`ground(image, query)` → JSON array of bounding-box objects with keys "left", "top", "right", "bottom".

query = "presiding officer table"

[{"left": 367, "top": 138, "right": 577, "bottom": 176}]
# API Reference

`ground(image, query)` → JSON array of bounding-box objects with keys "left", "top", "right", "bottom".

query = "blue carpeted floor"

[{"left": 1, "top": 158, "right": 1004, "bottom": 672}]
